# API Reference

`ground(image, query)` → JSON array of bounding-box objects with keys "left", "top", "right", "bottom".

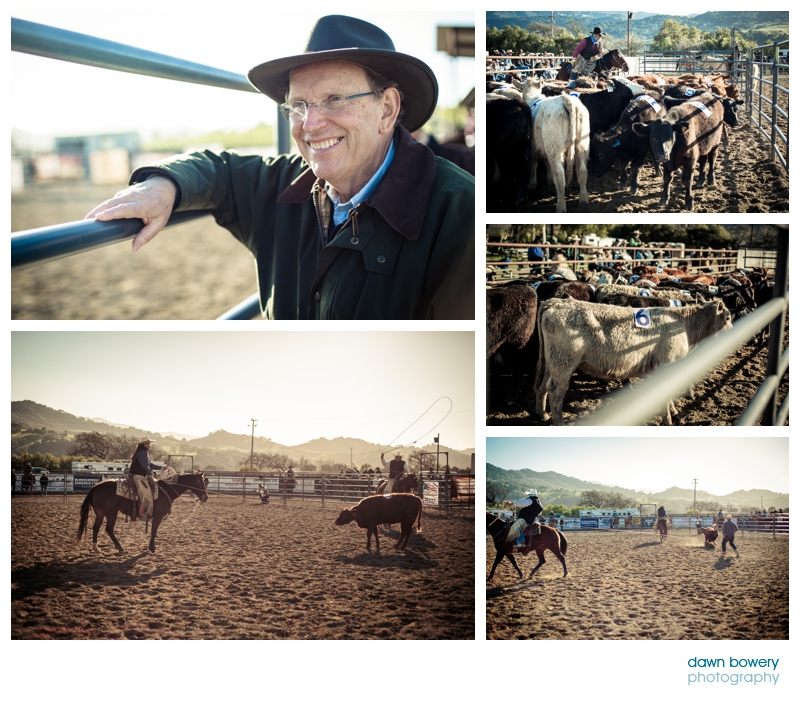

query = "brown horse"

[
  {"left": 375, "top": 472, "right": 418, "bottom": 495},
  {"left": 656, "top": 517, "right": 668, "bottom": 541},
  {"left": 556, "top": 48, "right": 629, "bottom": 81},
  {"left": 75, "top": 472, "right": 208, "bottom": 554},
  {"left": 486, "top": 513, "right": 568, "bottom": 580}
]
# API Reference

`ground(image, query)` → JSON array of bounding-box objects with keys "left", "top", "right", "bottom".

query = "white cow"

[
  {"left": 534, "top": 298, "right": 733, "bottom": 425},
  {"left": 515, "top": 76, "right": 590, "bottom": 213}
]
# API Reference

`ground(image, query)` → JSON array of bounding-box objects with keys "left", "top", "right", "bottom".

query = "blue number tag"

[
  {"left": 709, "top": 286, "right": 719, "bottom": 294},
  {"left": 657, "top": 267, "right": 663, "bottom": 273},
  {"left": 686, "top": 88, "right": 695, "bottom": 96},
  {"left": 634, "top": 309, "right": 651, "bottom": 328},
  {"left": 680, "top": 290, "right": 691, "bottom": 295},
  {"left": 669, "top": 300, "right": 682, "bottom": 307},
  {"left": 533, "top": 281, "right": 542, "bottom": 290},
  {"left": 638, "top": 289, "right": 651, "bottom": 297},
  {"left": 613, "top": 139, "right": 620, "bottom": 147},
  {"left": 630, "top": 275, "right": 640, "bottom": 283}
]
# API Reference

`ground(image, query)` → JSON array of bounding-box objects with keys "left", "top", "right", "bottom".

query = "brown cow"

[
  {"left": 334, "top": 493, "right": 422, "bottom": 552},
  {"left": 700, "top": 526, "right": 719, "bottom": 547}
]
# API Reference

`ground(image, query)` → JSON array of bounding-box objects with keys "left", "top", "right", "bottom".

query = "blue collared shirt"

[{"left": 326, "top": 138, "right": 396, "bottom": 227}]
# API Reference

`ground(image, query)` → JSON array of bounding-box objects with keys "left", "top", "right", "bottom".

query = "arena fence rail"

[
  {"left": 11, "top": 17, "right": 284, "bottom": 321},
  {"left": 13, "top": 471, "right": 475, "bottom": 513}
]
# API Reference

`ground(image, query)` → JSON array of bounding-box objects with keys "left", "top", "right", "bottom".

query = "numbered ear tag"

[
  {"left": 680, "top": 290, "right": 691, "bottom": 295},
  {"left": 630, "top": 275, "right": 640, "bottom": 283},
  {"left": 686, "top": 88, "right": 695, "bottom": 96},
  {"left": 669, "top": 300, "right": 682, "bottom": 307},
  {"left": 656, "top": 267, "right": 663, "bottom": 273},
  {"left": 613, "top": 139, "right": 620, "bottom": 147},
  {"left": 638, "top": 289, "right": 651, "bottom": 297},
  {"left": 634, "top": 308, "right": 652, "bottom": 328},
  {"left": 709, "top": 286, "right": 719, "bottom": 294}
]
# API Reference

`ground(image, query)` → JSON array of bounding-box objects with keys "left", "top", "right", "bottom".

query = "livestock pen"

[
  {"left": 487, "top": 48, "right": 789, "bottom": 213},
  {"left": 486, "top": 226, "right": 788, "bottom": 426}
]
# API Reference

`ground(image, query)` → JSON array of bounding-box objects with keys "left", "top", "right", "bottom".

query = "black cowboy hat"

[
  {"left": 593, "top": 27, "right": 604, "bottom": 36},
  {"left": 248, "top": 15, "right": 438, "bottom": 133}
]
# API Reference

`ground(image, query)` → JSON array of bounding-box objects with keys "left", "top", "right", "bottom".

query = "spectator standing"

[{"left": 39, "top": 472, "right": 49, "bottom": 497}]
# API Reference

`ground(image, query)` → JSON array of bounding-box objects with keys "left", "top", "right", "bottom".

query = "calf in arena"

[
  {"left": 700, "top": 526, "right": 719, "bottom": 547},
  {"left": 334, "top": 493, "right": 422, "bottom": 552}
]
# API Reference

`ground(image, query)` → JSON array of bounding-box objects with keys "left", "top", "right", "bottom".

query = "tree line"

[{"left": 487, "top": 18, "right": 766, "bottom": 56}]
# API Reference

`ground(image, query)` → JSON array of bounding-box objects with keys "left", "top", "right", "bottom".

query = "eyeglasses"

[{"left": 279, "top": 92, "right": 376, "bottom": 122}]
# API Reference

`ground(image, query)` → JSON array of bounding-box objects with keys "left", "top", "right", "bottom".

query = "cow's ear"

[
  {"left": 631, "top": 121, "right": 650, "bottom": 136},
  {"left": 675, "top": 123, "right": 690, "bottom": 134}
]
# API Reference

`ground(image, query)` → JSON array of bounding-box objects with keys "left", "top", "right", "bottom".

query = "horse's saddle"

[
  {"left": 114, "top": 477, "right": 158, "bottom": 501},
  {"left": 515, "top": 524, "right": 542, "bottom": 552}
]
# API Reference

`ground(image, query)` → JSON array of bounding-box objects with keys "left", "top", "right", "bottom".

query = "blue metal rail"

[{"left": 11, "top": 17, "right": 297, "bottom": 319}]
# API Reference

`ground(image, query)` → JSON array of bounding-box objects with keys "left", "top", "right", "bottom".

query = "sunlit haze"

[
  {"left": 11, "top": 9, "right": 474, "bottom": 138},
  {"left": 487, "top": 437, "right": 788, "bottom": 496},
  {"left": 12, "top": 332, "right": 475, "bottom": 449}
]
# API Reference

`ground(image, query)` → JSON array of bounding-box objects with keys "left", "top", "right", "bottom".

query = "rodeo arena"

[
  {"left": 486, "top": 226, "right": 789, "bottom": 426},
  {"left": 487, "top": 502, "right": 789, "bottom": 640},
  {"left": 11, "top": 443, "right": 475, "bottom": 639},
  {"left": 487, "top": 41, "right": 789, "bottom": 212}
]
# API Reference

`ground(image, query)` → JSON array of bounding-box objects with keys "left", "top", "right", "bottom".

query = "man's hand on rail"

[{"left": 85, "top": 177, "right": 178, "bottom": 252}]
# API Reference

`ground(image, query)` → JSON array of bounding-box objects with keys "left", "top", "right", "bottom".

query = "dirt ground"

[
  {"left": 489, "top": 75, "right": 789, "bottom": 214},
  {"left": 11, "top": 495, "right": 475, "bottom": 639},
  {"left": 486, "top": 529, "right": 789, "bottom": 640},
  {"left": 487, "top": 311, "right": 789, "bottom": 426},
  {"left": 11, "top": 183, "right": 257, "bottom": 319}
]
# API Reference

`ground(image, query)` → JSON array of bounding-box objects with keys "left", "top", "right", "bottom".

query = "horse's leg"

[
  {"left": 506, "top": 551, "right": 523, "bottom": 579},
  {"left": 105, "top": 511, "right": 125, "bottom": 554},
  {"left": 149, "top": 515, "right": 162, "bottom": 553},
  {"left": 91, "top": 510, "right": 105, "bottom": 554},
  {"left": 528, "top": 548, "right": 547, "bottom": 578},
  {"left": 552, "top": 545, "right": 568, "bottom": 577}
]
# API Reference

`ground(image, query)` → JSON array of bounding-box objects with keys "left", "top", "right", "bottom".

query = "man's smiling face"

[{"left": 288, "top": 60, "right": 398, "bottom": 201}]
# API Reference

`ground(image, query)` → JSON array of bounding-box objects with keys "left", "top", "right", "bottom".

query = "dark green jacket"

[{"left": 131, "top": 127, "right": 474, "bottom": 319}]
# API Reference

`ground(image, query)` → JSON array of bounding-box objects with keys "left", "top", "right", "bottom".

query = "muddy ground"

[
  {"left": 486, "top": 529, "right": 789, "bottom": 640},
  {"left": 11, "top": 495, "right": 474, "bottom": 639},
  {"left": 11, "top": 183, "right": 256, "bottom": 320},
  {"left": 487, "top": 311, "right": 789, "bottom": 426},
  {"left": 489, "top": 75, "right": 789, "bottom": 214}
]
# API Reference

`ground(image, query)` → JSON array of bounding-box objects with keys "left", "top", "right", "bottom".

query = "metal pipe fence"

[
  {"left": 747, "top": 40, "right": 789, "bottom": 170},
  {"left": 19, "top": 471, "right": 474, "bottom": 511},
  {"left": 11, "top": 17, "right": 282, "bottom": 320}
]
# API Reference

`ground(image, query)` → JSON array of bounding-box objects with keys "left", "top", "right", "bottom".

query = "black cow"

[
  {"left": 334, "top": 493, "right": 423, "bottom": 551},
  {"left": 590, "top": 91, "right": 666, "bottom": 194},
  {"left": 487, "top": 94, "right": 532, "bottom": 208},
  {"left": 577, "top": 77, "right": 638, "bottom": 135},
  {"left": 487, "top": 281, "right": 538, "bottom": 404},
  {"left": 632, "top": 92, "right": 726, "bottom": 210}
]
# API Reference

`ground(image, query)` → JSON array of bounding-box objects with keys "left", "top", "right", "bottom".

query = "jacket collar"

[{"left": 276, "top": 125, "right": 437, "bottom": 242}]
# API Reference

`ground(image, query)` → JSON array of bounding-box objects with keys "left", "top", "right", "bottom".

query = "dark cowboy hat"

[
  {"left": 247, "top": 15, "right": 438, "bottom": 132},
  {"left": 593, "top": 27, "right": 604, "bottom": 36}
]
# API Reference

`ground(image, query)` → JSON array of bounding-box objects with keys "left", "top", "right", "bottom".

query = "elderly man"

[
  {"left": 129, "top": 436, "right": 162, "bottom": 520},
  {"left": 85, "top": 15, "right": 474, "bottom": 320}
]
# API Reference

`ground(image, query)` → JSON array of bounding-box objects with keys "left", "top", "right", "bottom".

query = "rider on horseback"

[
  {"left": 569, "top": 27, "right": 605, "bottom": 87},
  {"left": 505, "top": 490, "right": 544, "bottom": 549},
  {"left": 380, "top": 452, "right": 409, "bottom": 493},
  {"left": 129, "top": 436, "right": 161, "bottom": 520}
]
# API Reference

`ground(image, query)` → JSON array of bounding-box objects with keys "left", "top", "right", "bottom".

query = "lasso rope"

[{"left": 380, "top": 396, "right": 453, "bottom": 453}]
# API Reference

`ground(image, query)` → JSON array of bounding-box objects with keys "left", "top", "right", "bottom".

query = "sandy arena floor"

[
  {"left": 486, "top": 529, "right": 788, "bottom": 640},
  {"left": 11, "top": 495, "right": 475, "bottom": 639}
]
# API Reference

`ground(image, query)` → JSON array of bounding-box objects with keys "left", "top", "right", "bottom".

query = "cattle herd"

[
  {"left": 487, "top": 263, "right": 776, "bottom": 425},
  {"left": 488, "top": 69, "right": 745, "bottom": 212}
]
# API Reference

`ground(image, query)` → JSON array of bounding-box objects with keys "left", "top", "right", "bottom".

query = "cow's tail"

[
  {"left": 75, "top": 490, "right": 93, "bottom": 543},
  {"left": 563, "top": 97, "right": 576, "bottom": 187},
  {"left": 533, "top": 303, "right": 548, "bottom": 413}
]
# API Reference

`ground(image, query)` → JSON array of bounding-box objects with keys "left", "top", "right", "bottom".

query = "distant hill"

[
  {"left": 11, "top": 400, "right": 474, "bottom": 472},
  {"left": 486, "top": 11, "right": 788, "bottom": 44},
  {"left": 487, "top": 464, "right": 789, "bottom": 512}
]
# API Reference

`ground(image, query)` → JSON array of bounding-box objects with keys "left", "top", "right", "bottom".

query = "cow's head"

[
  {"left": 632, "top": 119, "right": 686, "bottom": 165},
  {"left": 721, "top": 98, "right": 744, "bottom": 127},
  {"left": 334, "top": 508, "right": 356, "bottom": 526}
]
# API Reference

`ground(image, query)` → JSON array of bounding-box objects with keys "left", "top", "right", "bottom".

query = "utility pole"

[
  {"left": 692, "top": 478, "right": 698, "bottom": 514},
  {"left": 627, "top": 12, "right": 634, "bottom": 55}
]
